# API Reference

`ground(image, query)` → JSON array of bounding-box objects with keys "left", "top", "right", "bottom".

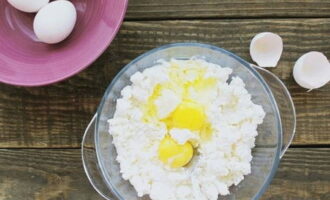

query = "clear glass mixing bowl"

[{"left": 82, "top": 43, "right": 296, "bottom": 200}]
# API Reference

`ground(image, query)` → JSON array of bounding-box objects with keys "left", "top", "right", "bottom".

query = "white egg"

[
  {"left": 7, "top": 0, "right": 49, "bottom": 13},
  {"left": 293, "top": 51, "right": 330, "bottom": 90},
  {"left": 250, "top": 32, "right": 283, "bottom": 67},
  {"left": 33, "top": 0, "right": 77, "bottom": 44}
]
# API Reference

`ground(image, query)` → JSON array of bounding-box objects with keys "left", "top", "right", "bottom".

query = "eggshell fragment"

[
  {"left": 293, "top": 51, "right": 330, "bottom": 90},
  {"left": 33, "top": 0, "right": 77, "bottom": 44},
  {"left": 7, "top": 0, "right": 49, "bottom": 13},
  {"left": 250, "top": 32, "right": 283, "bottom": 67}
]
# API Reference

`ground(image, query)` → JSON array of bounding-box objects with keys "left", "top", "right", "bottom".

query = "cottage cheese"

[{"left": 108, "top": 58, "right": 265, "bottom": 200}]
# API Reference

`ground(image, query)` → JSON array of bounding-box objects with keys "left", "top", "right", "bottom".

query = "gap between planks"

[{"left": 124, "top": 16, "right": 330, "bottom": 22}]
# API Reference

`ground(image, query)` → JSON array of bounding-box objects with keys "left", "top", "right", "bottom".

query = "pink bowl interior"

[{"left": 0, "top": 0, "right": 128, "bottom": 86}]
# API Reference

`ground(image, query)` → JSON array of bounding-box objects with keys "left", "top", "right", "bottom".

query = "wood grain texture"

[
  {"left": 0, "top": 148, "right": 328, "bottom": 200},
  {"left": 0, "top": 19, "right": 329, "bottom": 148},
  {"left": 0, "top": 149, "right": 103, "bottom": 200},
  {"left": 127, "top": 0, "right": 330, "bottom": 19},
  {"left": 262, "top": 148, "right": 330, "bottom": 200}
]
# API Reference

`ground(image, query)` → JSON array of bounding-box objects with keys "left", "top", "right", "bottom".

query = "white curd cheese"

[{"left": 108, "top": 58, "right": 265, "bottom": 200}]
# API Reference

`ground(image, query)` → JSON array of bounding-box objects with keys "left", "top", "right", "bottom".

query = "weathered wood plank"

[
  {"left": 0, "top": 148, "right": 328, "bottom": 200},
  {"left": 0, "top": 19, "right": 329, "bottom": 148},
  {"left": 262, "top": 148, "right": 330, "bottom": 200},
  {"left": 0, "top": 149, "right": 103, "bottom": 200},
  {"left": 127, "top": 0, "right": 330, "bottom": 19}
]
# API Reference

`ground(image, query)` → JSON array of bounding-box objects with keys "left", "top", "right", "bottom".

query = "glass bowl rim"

[{"left": 94, "top": 42, "right": 282, "bottom": 200}]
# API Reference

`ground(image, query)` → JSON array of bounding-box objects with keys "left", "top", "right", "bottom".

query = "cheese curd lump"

[{"left": 108, "top": 58, "right": 265, "bottom": 200}]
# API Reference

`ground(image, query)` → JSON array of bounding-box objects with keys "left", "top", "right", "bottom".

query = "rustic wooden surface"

[
  {"left": 0, "top": 149, "right": 328, "bottom": 200},
  {"left": 1, "top": 19, "right": 329, "bottom": 148},
  {"left": 127, "top": 0, "right": 330, "bottom": 19},
  {"left": 0, "top": 0, "right": 329, "bottom": 199}
]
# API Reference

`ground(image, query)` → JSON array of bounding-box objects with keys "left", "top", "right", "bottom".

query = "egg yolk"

[
  {"left": 169, "top": 101, "right": 206, "bottom": 130},
  {"left": 158, "top": 136, "right": 193, "bottom": 168},
  {"left": 146, "top": 63, "right": 217, "bottom": 168}
]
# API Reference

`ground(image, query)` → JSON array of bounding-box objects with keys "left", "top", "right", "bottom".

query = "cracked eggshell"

[
  {"left": 7, "top": 0, "right": 49, "bottom": 13},
  {"left": 250, "top": 32, "right": 283, "bottom": 67},
  {"left": 293, "top": 51, "right": 330, "bottom": 90}
]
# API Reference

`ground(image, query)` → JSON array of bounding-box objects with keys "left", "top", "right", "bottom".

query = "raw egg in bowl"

[{"left": 82, "top": 43, "right": 296, "bottom": 200}]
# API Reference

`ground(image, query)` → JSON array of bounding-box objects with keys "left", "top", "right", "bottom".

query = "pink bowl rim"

[{"left": 1, "top": 0, "right": 129, "bottom": 87}]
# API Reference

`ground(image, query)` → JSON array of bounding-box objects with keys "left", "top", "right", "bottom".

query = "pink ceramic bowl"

[{"left": 0, "top": 0, "right": 128, "bottom": 86}]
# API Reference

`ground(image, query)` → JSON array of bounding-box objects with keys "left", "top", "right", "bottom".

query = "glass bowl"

[{"left": 82, "top": 43, "right": 296, "bottom": 200}]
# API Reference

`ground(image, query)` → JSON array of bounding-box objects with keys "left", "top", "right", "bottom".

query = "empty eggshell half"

[
  {"left": 293, "top": 51, "right": 330, "bottom": 90},
  {"left": 250, "top": 32, "right": 283, "bottom": 67},
  {"left": 7, "top": 0, "right": 49, "bottom": 13}
]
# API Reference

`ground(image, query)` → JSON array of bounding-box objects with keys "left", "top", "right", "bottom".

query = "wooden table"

[{"left": 0, "top": 1, "right": 329, "bottom": 199}]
